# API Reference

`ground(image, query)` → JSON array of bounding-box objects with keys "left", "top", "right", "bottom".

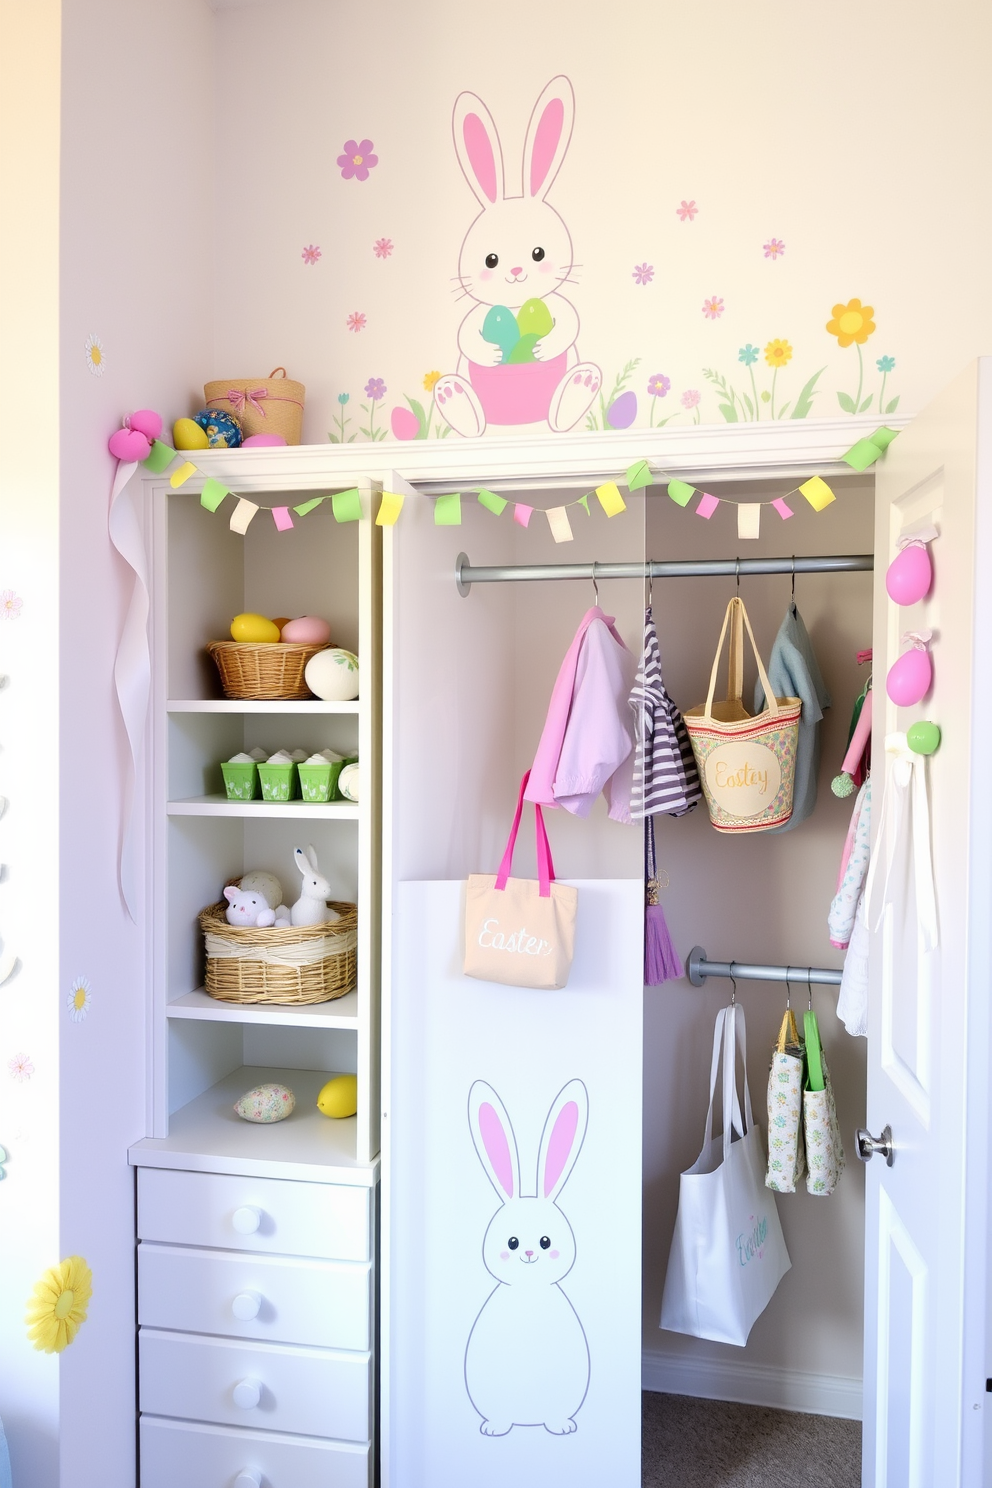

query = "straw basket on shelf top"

[
  {"left": 199, "top": 899, "right": 358, "bottom": 1005},
  {"left": 204, "top": 367, "right": 306, "bottom": 445},
  {"left": 207, "top": 640, "right": 327, "bottom": 701}
]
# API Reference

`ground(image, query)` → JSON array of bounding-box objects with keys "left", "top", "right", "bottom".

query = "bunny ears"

[
  {"left": 453, "top": 75, "right": 575, "bottom": 207},
  {"left": 469, "top": 1079, "right": 588, "bottom": 1201}
]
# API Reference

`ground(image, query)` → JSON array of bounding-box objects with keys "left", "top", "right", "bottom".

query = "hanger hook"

[
  {"left": 806, "top": 966, "right": 813, "bottom": 1011},
  {"left": 591, "top": 561, "right": 599, "bottom": 605},
  {"left": 785, "top": 973, "right": 792, "bottom": 1011},
  {"left": 729, "top": 961, "right": 737, "bottom": 1006},
  {"left": 646, "top": 561, "right": 654, "bottom": 606},
  {"left": 735, "top": 557, "right": 741, "bottom": 593},
  {"left": 791, "top": 554, "right": 796, "bottom": 600}
]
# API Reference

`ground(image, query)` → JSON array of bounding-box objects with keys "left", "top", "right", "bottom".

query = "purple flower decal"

[
  {"left": 632, "top": 262, "right": 655, "bottom": 286},
  {"left": 364, "top": 378, "right": 386, "bottom": 401},
  {"left": 647, "top": 373, "right": 671, "bottom": 397},
  {"left": 337, "top": 139, "right": 378, "bottom": 182}
]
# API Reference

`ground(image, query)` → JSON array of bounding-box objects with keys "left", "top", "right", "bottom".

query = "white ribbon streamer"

[
  {"left": 108, "top": 459, "right": 149, "bottom": 922},
  {"left": 865, "top": 731, "right": 938, "bottom": 952}
]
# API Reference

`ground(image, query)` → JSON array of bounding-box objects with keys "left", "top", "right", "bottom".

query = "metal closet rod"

[
  {"left": 687, "top": 947, "right": 842, "bottom": 989},
  {"left": 455, "top": 553, "right": 873, "bottom": 591}
]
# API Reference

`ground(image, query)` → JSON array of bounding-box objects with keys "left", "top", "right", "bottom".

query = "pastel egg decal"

[
  {"left": 391, "top": 405, "right": 420, "bottom": 441},
  {"left": 280, "top": 616, "right": 331, "bottom": 646},
  {"left": 886, "top": 544, "right": 932, "bottom": 606},
  {"left": 607, "top": 390, "right": 638, "bottom": 429},
  {"left": 886, "top": 647, "right": 932, "bottom": 707},
  {"left": 907, "top": 720, "right": 941, "bottom": 755}
]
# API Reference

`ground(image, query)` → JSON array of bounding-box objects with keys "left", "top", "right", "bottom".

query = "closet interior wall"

[{"left": 643, "top": 473, "right": 873, "bottom": 1407}]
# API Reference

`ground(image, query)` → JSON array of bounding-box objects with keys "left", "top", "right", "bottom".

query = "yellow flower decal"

[
  {"left": 423, "top": 370, "right": 442, "bottom": 392},
  {"left": 826, "top": 299, "right": 876, "bottom": 347},
  {"left": 26, "top": 1256, "right": 92, "bottom": 1353},
  {"left": 764, "top": 339, "right": 793, "bottom": 369}
]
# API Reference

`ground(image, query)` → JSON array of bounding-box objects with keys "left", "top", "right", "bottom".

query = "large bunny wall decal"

[
  {"left": 465, "top": 1078, "right": 591, "bottom": 1436},
  {"left": 434, "top": 76, "right": 602, "bottom": 437}
]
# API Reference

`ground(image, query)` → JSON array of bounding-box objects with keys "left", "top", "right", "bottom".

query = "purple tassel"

[{"left": 645, "top": 903, "right": 684, "bottom": 986}]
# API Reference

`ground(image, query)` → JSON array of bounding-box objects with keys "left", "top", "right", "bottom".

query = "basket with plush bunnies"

[{"left": 199, "top": 847, "right": 357, "bottom": 1006}]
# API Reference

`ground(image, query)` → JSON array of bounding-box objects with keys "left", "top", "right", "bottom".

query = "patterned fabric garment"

[
  {"left": 804, "top": 1052, "right": 845, "bottom": 1196},
  {"left": 765, "top": 1049, "right": 807, "bottom": 1194},
  {"left": 629, "top": 605, "right": 701, "bottom": 819}
]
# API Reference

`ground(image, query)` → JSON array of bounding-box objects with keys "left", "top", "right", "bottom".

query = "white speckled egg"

[
  {"left": 234, "top": 1082, "right": 296, "bottom": 1124},
  {"left": 305, "top": 648, "right": 359, "bottom": 701}
]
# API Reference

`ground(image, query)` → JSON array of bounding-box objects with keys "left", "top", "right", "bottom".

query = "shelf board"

[
  {"left": 129, "top": 1066, "right": 377, "bottom": 1186},
  {"left": 168, "top": 699, "right": 360, "bottom": 715},
  {"left": 167, "top": 796, "right": 359, "bottom": 819},
  {"left": 167, "top": 988, "right": 359, "bottom": 1029}
]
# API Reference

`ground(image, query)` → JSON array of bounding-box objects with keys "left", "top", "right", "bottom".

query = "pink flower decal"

[
  {"left": 702, "top": 296, "right": 724, "bottom": 320},
  {"left": 347, "top": 312, "right": 367, "bottom": 333},
  {"left": 632, "top": 262, "right": 655, "bottom": 286},
  {"left": 301, "top": 244, "right": 321, "bottom": 265},
  {"left": 0, "top": 590, "right": 22, "bottom": 620},
  {"left": 764, "top": 238, "right": 785, "bottom": 259},
  {"left": 8, "top": 1053, "right": 33, "bottom": 1082},
  {"left": 681, "top": 389, "right": 701, "bottom": 409},
  {"left": 337, "top": 139, "right": 378, "bottom": 182},
  {"left": 676, "top": 199, "right": 698, "bottom": 221},
  {"left": 373, "top": 237, "right": 394, "bottom": 259}
]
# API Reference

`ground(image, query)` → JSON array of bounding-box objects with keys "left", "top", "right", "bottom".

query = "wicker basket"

[
  {"left": 204, "top": 367, "right": 305, "bottom": 444},
  {"left": 199, "top": 900, "right": 358, "bottom": 1005},
  {"left": 207, "top": 640, "right": 326, "bottom": 701}
]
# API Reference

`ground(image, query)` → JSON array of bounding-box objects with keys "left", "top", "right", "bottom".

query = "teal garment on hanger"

[{"left": 754, "top": 602, "right": 831, "bottom": 833}]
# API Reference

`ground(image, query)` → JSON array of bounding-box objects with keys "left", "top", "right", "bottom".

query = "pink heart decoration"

[
  {"left": 108, "top": 427, "right": 151, "bottom": 461},
  {"left": 128, "top": 408, "right": 163, "bottom": 441}
]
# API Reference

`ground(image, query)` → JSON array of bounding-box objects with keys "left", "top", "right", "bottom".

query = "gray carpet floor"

[{"left": 642, "top": 1393, "right": 862, "bottom": 1487}]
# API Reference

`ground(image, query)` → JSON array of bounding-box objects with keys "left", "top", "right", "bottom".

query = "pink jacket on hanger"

[{"left": 525, "top": 607, "right": 636, "bottom": 823}]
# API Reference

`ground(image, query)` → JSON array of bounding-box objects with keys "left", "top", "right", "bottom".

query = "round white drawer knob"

[
  {"left": 232, "top": 1290, "right": 262, "bottom": 1321},
  {"left": 234, "top": 1472, "right": 261, "bottom": 1488},
  {"left": 232, "top": 1377, "right": 262, "bottom": 1410},
  {"left": 232, "top": 1206, "right": 262, "bottom": 1235}
]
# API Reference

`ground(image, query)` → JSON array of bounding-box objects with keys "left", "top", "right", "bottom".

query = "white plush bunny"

[
  {"left": 223, "top": 886, "right": 276, "bottom": 928},
  {"left": 290, "top": 845, "right": 340, "bottom": 927},
  {"left": 433, "top": 76, "right": 602, "bottom": 438},
  {"left": 465, "top": 1079, "right": 590, "bottom": 1436}
]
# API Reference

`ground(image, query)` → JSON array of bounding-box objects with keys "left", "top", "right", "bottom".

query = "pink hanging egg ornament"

[
  {"left": 108, "top": 426, "right": 151, "bottom": 461},
  {"left": 885, "top": 528, "right": 937, "bottom": 606},
  {"left": 127, "top": 409, "right": 164, "bottom": 442},
  {"left": 886, "top": 631, "right": 933, "bottom": 707}
]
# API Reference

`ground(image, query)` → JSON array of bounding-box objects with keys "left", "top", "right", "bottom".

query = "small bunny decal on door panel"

[
  {"left": 435, "top": 76, "right": 602, "bottom": 437},
  {"left": 465, "top": 1079, "right": 591, "bottom": 1436}
]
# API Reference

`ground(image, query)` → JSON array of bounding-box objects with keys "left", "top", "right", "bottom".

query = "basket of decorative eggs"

[{"left": 207, "top": 612, "right": 360, "bottom": 702}]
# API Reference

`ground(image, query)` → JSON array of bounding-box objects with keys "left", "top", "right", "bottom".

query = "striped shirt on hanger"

[{"left": 629, "top": 605, "right": 701, "bottom": 820}]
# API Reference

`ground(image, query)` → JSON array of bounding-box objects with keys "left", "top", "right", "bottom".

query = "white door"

[{"left": 864, "top": 359, "right": 992, "bottom": 1486}]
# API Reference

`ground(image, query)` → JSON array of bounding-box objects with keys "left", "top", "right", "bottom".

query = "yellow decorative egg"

[
  {"left": 317, "top": 1074, "right": 358, "bottom": 1119},
  {"left": 231, "top": 613, "right": 281, "bottom": 644},
  {"left": 173, "top": 417, "right": 209, "bottom": 450}
]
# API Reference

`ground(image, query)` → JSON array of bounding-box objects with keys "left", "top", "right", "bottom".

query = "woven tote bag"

[
  {"left": 684, "top": 597, "right": 802, "bottom": 834},
  {"left": 464, "top": 771, "right": 577, "bottom": 990}
]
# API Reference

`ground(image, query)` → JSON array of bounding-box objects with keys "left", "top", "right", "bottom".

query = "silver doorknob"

[{"left": 855, "top": 1126, "right": 894, "bottom": 1166}]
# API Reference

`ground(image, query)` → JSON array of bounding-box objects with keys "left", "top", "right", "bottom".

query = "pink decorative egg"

[
  {"left": 280, "top": 615, "right": 331, "bottom": 646},
  {"left": 886, "top": 647, "right": 932, "bottom": 707},
  {"left": 128, "top": 409, "right": 163, "bottom": 441},
  {"left": 242, "top": 433, "right": 288, "bottom": 448},
  {"left": 886, "top": 544, "right": 932, "bottom": 606},
  {"left": 108, "top": 427, "right": 151, "bottom": 461},
  {"left": 391, "top": 405, "right": 420, "bottom": 441}
]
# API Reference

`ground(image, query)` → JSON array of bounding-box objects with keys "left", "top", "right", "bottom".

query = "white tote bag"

[{"left": 660, "top": 1004, "right": 791, "bottom": 1346}]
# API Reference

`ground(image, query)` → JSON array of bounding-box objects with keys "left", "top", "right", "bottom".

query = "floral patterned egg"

[
  {"left": 885, "top": 543, "right": 932, "bottom": 606},
  {"left": 234, "top": 1082, "right": 296, "bottom": 1124},
  {"left": 193, "top": 408, "right": 243, "bottom": 448}
]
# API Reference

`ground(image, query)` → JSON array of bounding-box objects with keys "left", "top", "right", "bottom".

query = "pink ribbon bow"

[{"left": 226, "top": 387, "right": 268, "bottom": 418}]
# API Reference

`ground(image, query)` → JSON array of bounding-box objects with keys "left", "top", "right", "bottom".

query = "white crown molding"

[{"left": 642, "top": 1345, "right": 864, "bottom": 1421}]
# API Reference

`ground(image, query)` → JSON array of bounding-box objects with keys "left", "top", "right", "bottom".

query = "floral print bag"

[
  {"left": 803, "top": 1009, "right": 845, "bottom": 1196},
  {"left": 765, "top": 1008, "right": 806, "bottom": 1194}
]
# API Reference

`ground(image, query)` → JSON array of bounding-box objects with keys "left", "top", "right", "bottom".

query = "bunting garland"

[{"left": 130, "top": 424, "right": 899, "bottom": 541}]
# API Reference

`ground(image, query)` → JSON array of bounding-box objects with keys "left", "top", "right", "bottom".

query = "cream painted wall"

[{"left": 208, "top": 0, "right": 992, "bottom": 446}]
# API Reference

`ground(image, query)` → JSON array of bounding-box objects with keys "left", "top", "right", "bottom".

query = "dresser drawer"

[
  {"left": 137, "top": 1167, "right": 370, "bottom": 1261},
  {"left": 139, "top": 1243, "right": 371, "bottom": 1350},
  {"left": 139, "top": 1329, "right": 370, "bottom": 1441},
  {"left": 140, "top": 1415, "right": 370, "bottom": 1488}
]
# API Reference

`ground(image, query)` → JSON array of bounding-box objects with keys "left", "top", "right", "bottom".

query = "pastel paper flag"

[
  {"left": 332, "top": 487, "right": 363, "bottom": 522},
  {"left": 230, "top": 498, "right": 258, "bottom": 534},
  {"left": 513, "top": 503, "right": 533, "bottom": 528},
  {"left": 737, "top": 503, "right": 761, "bottom": 540},
  {"left": 868, "top": 426, "right": 899, "bottom": 451},
  {"left": 596, "top": 481, "right": 626, "bottom": 517},
  {"left": 695, "top": 492, "right": 720, "bottom": 519},
  {"left": 841, "top": 439, "right": 883, "bottom": 472},
  {"left": 434, "top": 492, "right": 462, "bottom": 526},
  {"left": 626, "top": 459, "right": 653, "bottom": 491},
  {"left": 293, "top": 496, "right": 326, "bottom": 516},
  {"left": 142, "top": 440, "right": 176, "bottom": 474},
  {"left": 377, "top": 490, "right": 405, "bottom": 526},
  {"left": 477, "top": 488, "right": 507, "bottom": 516},
  {"left": 200, "top": 478, "right": 229, "bottom": 513},
  {"left": 772, "top": 498, "right": 794, "bottom": 520},
  {"left": 546, "top": 506, "right": 574, "bottom": 543},
  {"left": 271, "top": 506, "right": 294, "bottom": 531},
  {"left": 577, "top": 494, "right": 590, "bottom": 515},
  {"left": 799, "top": 476, "right": 836, "bottom": 511},
  {"left": 170, "top": 461, "right": 197, "bottom": 489},
  {"left": 668, "top": 479, "right": 695, "bottom": 507}
]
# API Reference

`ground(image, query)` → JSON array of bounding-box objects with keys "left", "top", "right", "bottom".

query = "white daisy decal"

[
  {"left": 67, "top": 976, "right": 91, "bottom": 1022},
  {"left": 83, "top": 334, "right": 106, "bottom": 376}
]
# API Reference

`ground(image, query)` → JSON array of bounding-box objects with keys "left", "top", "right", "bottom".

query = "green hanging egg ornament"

[{"left": 907, "top": 719, "right": 941, "bottom": 755}]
